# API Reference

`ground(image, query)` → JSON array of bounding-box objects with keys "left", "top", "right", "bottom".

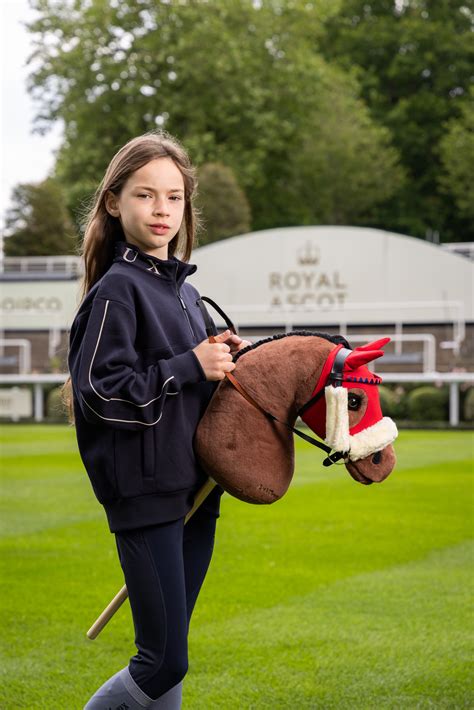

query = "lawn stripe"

[
  {"left": 0, "top": 427, "right": 472, "bottom": 709},
  {"left": 186, "top": 540, "right": 473, "bottom": 709}
]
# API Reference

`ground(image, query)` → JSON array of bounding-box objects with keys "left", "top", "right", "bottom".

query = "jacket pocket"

[
  {"left": 113, "top": 429, "right": 146, "bottom": 497},
  {"left": 142, "top": 426, "right": 155, "bottom": 482}
]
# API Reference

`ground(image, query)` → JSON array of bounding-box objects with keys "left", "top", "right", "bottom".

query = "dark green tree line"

[
  {"left": 4, "top": 178, "right": 76, "bottom": 256},
  {"left": 320, "top": 0, "right": 474, "bottom": 241},
  {"left": 21, "top": 0, "right": 403, "bottom": 246},
  {"left": 438, "top": 92, "right": 474, "bottom": 222},
  {"left": 8, "top": 0, "right": 471, "bottom": 255},
  {"left": 195, "top": 163, "right": 252, "bottom": 246}
]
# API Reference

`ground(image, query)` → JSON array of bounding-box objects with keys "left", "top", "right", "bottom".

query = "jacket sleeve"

[{"left": 68, "top": 296, "right": 206, "bottom": 430}]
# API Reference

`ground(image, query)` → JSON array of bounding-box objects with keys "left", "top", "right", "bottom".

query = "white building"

[{"left": 0, "top": 226, "right": 472, "bottom": 374}]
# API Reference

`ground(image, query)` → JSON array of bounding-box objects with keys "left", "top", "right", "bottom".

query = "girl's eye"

[
  {"left": 348, "top": 394, "right": 362, "bottom": 411},
  {"left": 137, "top": 194, "right": 182, "bottom": 200}
]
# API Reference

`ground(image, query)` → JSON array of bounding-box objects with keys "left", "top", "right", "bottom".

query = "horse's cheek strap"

[{"left": 324, "top": 386, "right": 350, "bottom": 453}]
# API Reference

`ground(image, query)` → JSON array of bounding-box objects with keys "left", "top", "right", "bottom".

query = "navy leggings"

[{"left": 114, "top": 503, "right": 218, "bottom": 700}]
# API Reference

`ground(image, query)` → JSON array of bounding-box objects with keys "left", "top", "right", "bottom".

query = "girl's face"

[{"left": 105, "top": 157, "right": 186, "bottom": 260}]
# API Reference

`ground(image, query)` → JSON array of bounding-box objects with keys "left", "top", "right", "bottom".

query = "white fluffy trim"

[
  {"left": 348, "top": 417, "right": 398, "bottom": 462},
  {"left": 323, "top": 385, "right": 398, "bottom": 461},
  {"left": 324, "top": 386, "right": 350, "bottom": 453}
]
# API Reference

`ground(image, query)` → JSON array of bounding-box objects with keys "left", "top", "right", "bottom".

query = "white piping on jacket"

[
  {"left": 81, "top": 394, "right": 165, "bottom": 426},
  {"left": 88, "top": 299, "right": 178, "bottom": 407}
]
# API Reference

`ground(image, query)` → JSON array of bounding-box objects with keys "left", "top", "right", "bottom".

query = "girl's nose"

[{"left": 153, "top": 199, "right": 169, "bottom": 215}]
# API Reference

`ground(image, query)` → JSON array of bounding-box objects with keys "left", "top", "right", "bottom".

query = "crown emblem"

[{"left": 297, "top": 241, "right": 320, "bottom": 266}]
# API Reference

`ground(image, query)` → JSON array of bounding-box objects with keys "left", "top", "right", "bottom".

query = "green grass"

[{"left": 0, "top": 426, "right": 473, "bottom": 709}]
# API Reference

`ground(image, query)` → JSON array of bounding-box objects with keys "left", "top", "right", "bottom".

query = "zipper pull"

[{"left": 179, "top": 295, "right": 187, "bottom": 310}]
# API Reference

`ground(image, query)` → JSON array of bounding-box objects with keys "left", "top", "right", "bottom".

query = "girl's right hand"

[{"left": 193, "top": 336, "right": 236, "bottom": 381}]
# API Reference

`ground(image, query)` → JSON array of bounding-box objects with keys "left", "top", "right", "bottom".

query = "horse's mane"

[{"left": 233, "top": 330, "right": 351, "bottom": 363}]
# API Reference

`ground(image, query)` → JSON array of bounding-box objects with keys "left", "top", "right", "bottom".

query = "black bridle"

[{"left": 196, "top": 297, "right": 352, "bottom": 467}]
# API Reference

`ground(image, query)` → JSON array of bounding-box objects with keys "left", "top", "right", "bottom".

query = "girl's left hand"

[{"left": 213, "top": 330, "right": 252, "bottom": 354}]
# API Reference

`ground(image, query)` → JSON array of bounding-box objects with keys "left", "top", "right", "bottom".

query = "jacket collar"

[{"left": 113, "top": 240, "right": 197, "bottom": 287}]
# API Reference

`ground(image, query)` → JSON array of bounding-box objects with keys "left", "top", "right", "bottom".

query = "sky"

[{"left": 0, "top": 0, "right": 63, "bottom": 230}]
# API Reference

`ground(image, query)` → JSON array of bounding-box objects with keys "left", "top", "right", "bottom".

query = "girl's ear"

[{"left": 105, "top": 190, "right": 120, "bottom": 217}]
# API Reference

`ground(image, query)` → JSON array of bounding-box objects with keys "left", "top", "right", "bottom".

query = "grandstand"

[{"left": 0, "top": 227, "right": 472, "bottom": 422}]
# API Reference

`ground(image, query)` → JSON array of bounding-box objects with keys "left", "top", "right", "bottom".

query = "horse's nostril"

[{"left": 372, "top": 451, "right": 382, "bottom": 465}]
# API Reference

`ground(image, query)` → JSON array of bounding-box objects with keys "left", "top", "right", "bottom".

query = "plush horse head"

[
  {"left": 195, "top": 332, "right": 397, "bottom": 504},
  {"left": 298, "top": 337, "right": 397, "bottom": 485}
]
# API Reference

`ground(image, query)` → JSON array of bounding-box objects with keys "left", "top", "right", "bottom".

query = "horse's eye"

[{"left": 348, "top": 394, "right": 361, "bottom": 411}]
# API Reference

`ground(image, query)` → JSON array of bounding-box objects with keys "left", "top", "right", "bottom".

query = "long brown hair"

[
  {"left": 63, "top": 130, "right": 202, "bottom": 420},
  {"left": 80, "top": 129, "right": 201, "bottom": 299}
]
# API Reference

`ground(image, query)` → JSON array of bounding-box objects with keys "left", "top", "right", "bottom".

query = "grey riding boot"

[
  {"left": 150, "top": 680, "right": 183, "bottom": 709},
  {"left": 83, "top": 666, "right": 154, "bottom": 709}
]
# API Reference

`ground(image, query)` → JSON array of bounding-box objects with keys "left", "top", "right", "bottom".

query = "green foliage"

[
  {"left": 378, "top": 384, "right": 409, "bottom": 419},
  {"left": 195, "top": 163, "right": 251, "bottom": 245},
  {"left": 26, "top": 0, "right": 403, "bottom": 235},
  {"left": 407, "top": 385, "right": 449, "bottom": 421},
  {"left": 15, "top": 0, "right": 472, "bottom": 245},
  {"left": 378, "top": 385, "right": 396, "bottom": 416},
  {"left": 463, "top": 387, "right": 474, "bottom": 422},
  {"left": 378, "top": 382, "right": 419, "bottom": 422},
  {"left": 0, "top": 426, "right": 472, "bottom": 707},
  {"left": 439, "top": 93, "right": 474, "bottom": 221},
  {"left": 4, "top": 178, "right": 77, "bottom": 256},
  {"left": 284, "top": 82, "right": 405, "bottom": 224},
  {"left": 320, "top": 0, "right": 474, "bottom": 241}
]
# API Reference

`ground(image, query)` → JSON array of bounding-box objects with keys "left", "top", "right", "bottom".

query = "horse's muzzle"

[{"left": 345, "top": 443, "right": 396, "bottom": 485}]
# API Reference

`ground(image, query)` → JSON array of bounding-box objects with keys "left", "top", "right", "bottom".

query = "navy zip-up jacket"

[{"left": 68, "top": 240, "right": 221, "bottom": 532}]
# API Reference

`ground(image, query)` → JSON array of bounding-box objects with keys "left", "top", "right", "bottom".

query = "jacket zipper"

[
  {"left": 173, "top": 262, "right": 196, "bottom": 340},
  {"left": 177, "top": 288, "right": 196, "bottom": 340}
]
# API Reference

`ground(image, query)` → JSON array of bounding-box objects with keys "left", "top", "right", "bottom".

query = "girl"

[{"left": 66, "top": 130, "right": 250, "bottom": 709}]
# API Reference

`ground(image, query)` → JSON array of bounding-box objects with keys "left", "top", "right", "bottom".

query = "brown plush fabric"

[
  {"left": 195, "top": 333, "right": 397, "bottom": 503},
  {"left": 195, "top": 335, "right": 334, "bottom": 503}
]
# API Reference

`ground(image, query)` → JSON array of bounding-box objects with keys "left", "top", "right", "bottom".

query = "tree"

[
  {"left": 267, "top": 79, "right": 405, "bottom": 226},
  {"left": 25, "top": 0, "right": 403, "bottom": 235},
  {"left": 320, "top": 0, "right": 474, "bottom": 241},
  {"left": 4, "top": 178, "right": 77, "bottom": 256},
  {"left": 438, "top": 95, "right": 474, "bottom": 222},
  {"left": 195, "top": 163, "right": 251, "bottom": 246}
]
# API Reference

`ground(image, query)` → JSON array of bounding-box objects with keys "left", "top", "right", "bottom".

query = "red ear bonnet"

[
  {"left": 344, "top": 348, "right": 384, "bottom": 370},
  {"left": 301, "top": 339, "right": 389, "bottom": 438},
  {"left": 350, "top": 337, "right": 390, "bottom": 352}
]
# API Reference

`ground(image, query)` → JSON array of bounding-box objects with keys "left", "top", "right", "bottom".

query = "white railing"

[
  {"left": 239, "top": 332, "right": 437, "bottom": 372},
  {"left": 0, "top": 339, "right": 31, "bottom": 374},
  {"left": 218, "top": 300, "right": 466, "bottom": 356},
  {"left": 1, "top": 245, "right": 471, "bottom": 274},
  {"left": 381, "top": 373, "right": 472, "bottom": 428},
  {"left": 0, "top": 313, "right": 64, "bottom": 365},
  {"left": 345, "top": 333, "right": 436, "bottom": 372},
  {"left": 0, "top": 372, "right": 472, "bottom": 426},
  {"left": 0, "top": 374, "right": 65, "bottom": 422},
  {"left": 1, "top": 255, "right": 82, "bottom": 277}
]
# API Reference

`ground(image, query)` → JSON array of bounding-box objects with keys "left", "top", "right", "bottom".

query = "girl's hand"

[
  {"left": 193, "top": 335, "right": 236, "bottom": 381},
  {"left": 214, "top": 329, "right": 252, "bottom": 355},
  {"left": 192, "top": 331, "right": 252, "bottom": 381}
]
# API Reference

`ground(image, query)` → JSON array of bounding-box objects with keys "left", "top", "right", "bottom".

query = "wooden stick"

[{"left": 86, "top": 477, "right": 217, "bottom": 639}]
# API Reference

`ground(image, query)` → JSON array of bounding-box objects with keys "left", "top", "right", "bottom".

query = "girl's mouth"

[{"left": 149, "top": 225, "right": 170, "bottom": 234}]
